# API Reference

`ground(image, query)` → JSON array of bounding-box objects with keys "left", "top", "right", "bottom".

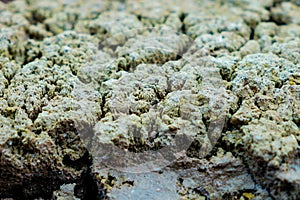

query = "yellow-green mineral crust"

[{"left": 0, "top": 0, "right": 299, "bottom": 199}]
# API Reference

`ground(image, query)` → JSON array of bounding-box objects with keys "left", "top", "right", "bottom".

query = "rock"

[
  {"left": 76, "top": 11, "right": 143, "bottom": 48},
  {"left": 269, "top": 38, "right": 300, "bottom": 64},
  {"left": 271, "top": 2, "right": 300, "bottom": 25},
  {"left": 184, "top": 6, "right": 251, "bottom": 39},
  {"left": 231, "top": 53, "right": 300, "bottom": 99},
  {"left": 0, "top": 0, "right": 299, "bottom": 199},
  {"left": 115, "top": 29, "right": 191, "bottom": 70},
  {"left": 52, "top": 184, "right": 79, "bottom": 200},
  {"left": 242, "top": 118, "right": 300, "bottom": 200},
  {"left": 240, "top": 40, "right": 261, "bottom": 57},
  {"left": 189, "top": 32, "right": 247, "bottom": 57}
]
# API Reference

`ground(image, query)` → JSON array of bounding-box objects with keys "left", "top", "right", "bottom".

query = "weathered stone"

[
  {"left": 0, "top": 0, "right": 299, "bottom": 199},
  {"left": 271, "top": 2, "right": 300, "bottom": 25}
]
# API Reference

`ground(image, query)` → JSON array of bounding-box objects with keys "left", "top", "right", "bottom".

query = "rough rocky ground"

[{"left": 0, "top": 0, "right": 299, "bottom": 199}]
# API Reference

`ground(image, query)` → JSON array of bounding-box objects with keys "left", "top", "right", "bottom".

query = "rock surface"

[{"left": 0, "top": 0, "right": 299, "bottom": 199}]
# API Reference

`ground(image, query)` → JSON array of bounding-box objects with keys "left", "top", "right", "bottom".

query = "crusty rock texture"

[{"left": 0, "top": 0, "right": 299, "bottom": 199}]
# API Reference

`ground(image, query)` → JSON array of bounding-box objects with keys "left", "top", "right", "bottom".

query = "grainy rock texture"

[{"left": 0, "top": 0, "right": 299, "bottom": 199}]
